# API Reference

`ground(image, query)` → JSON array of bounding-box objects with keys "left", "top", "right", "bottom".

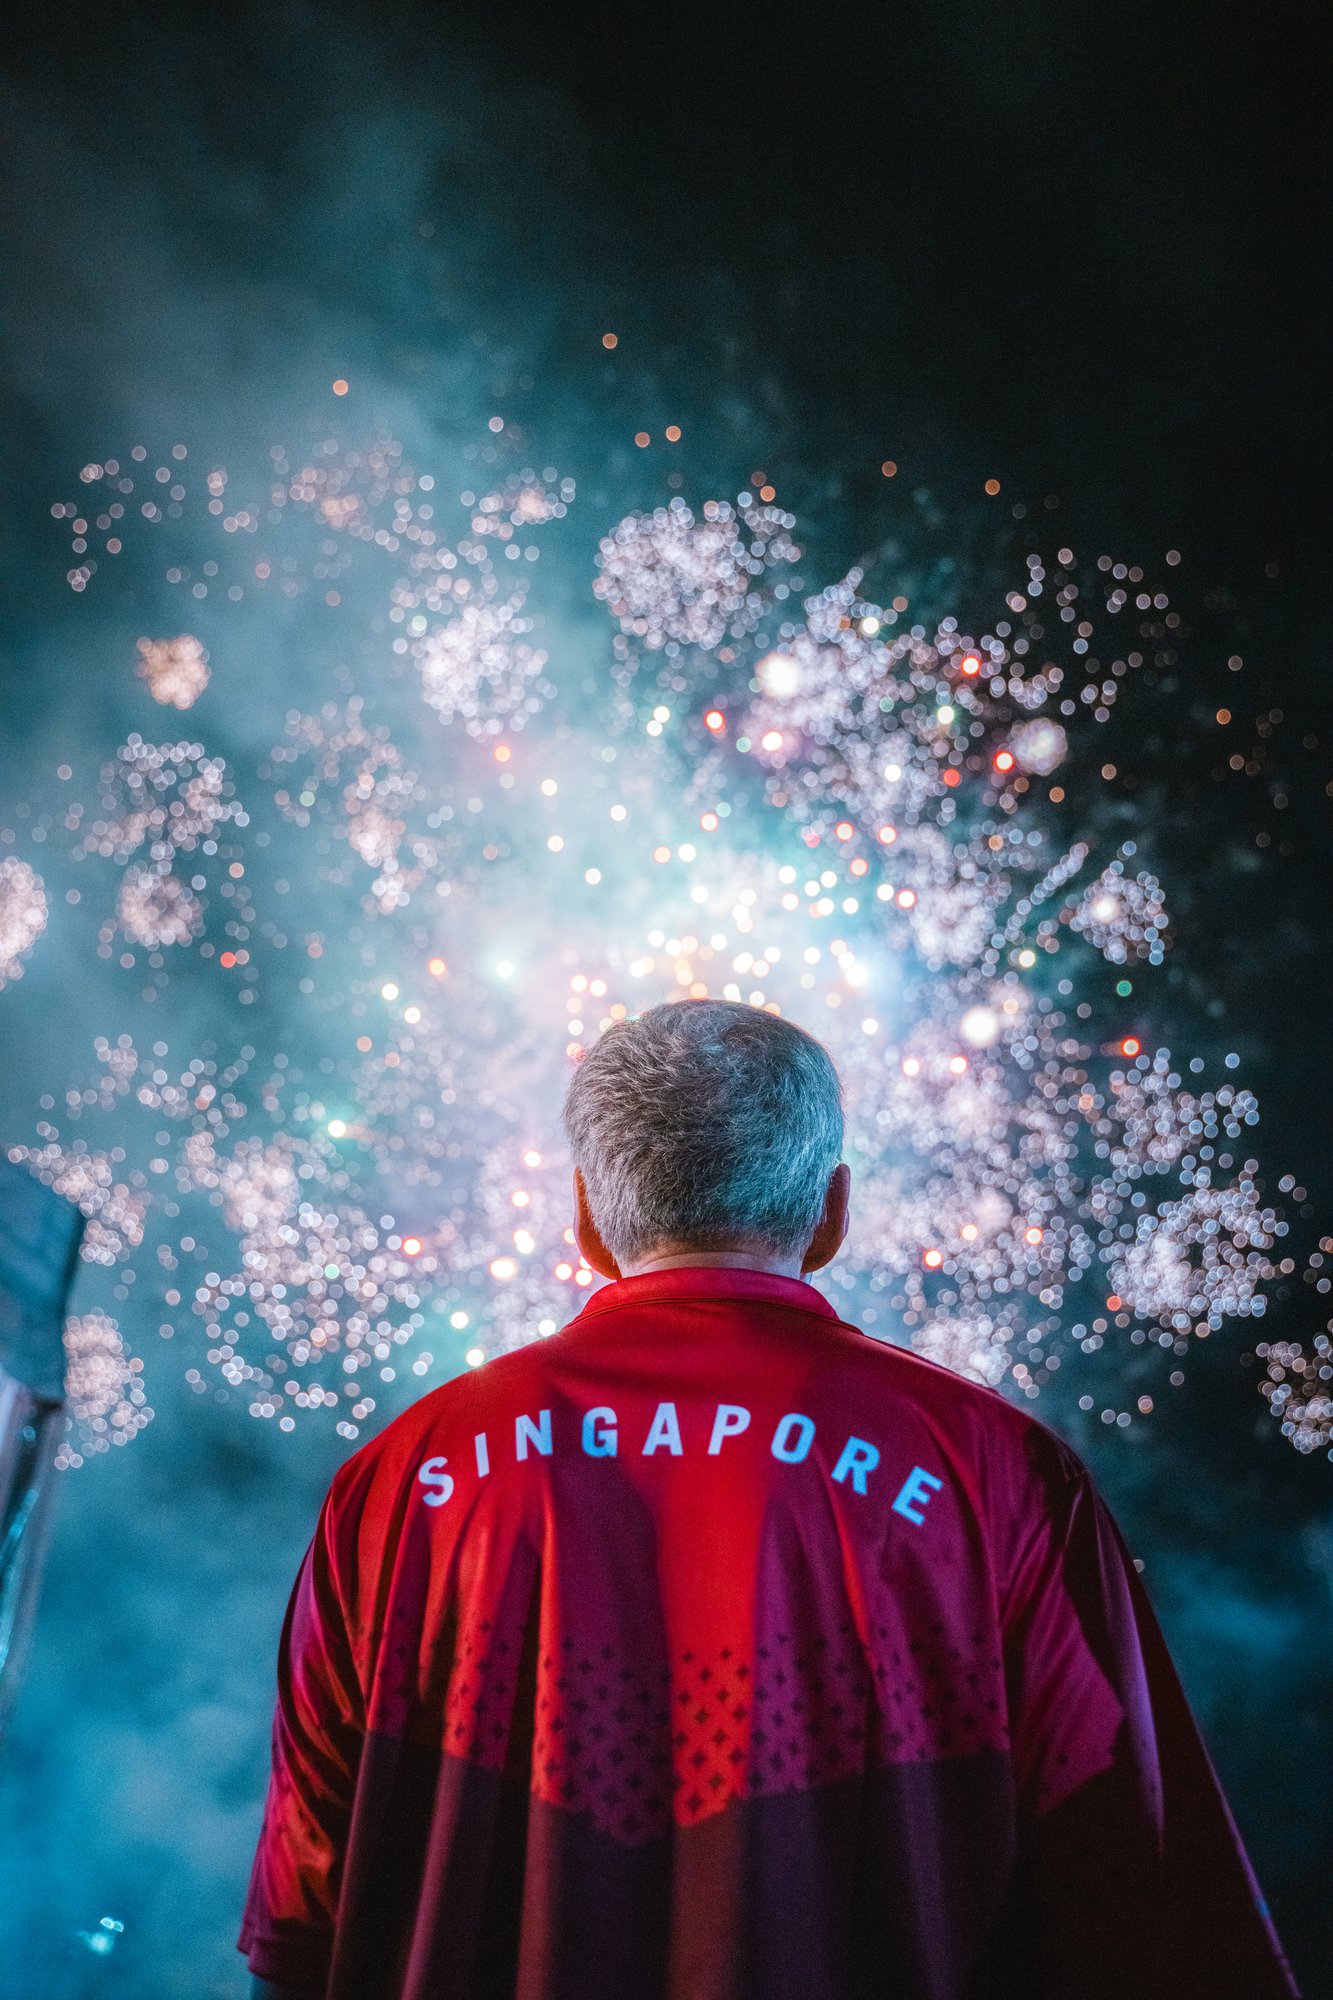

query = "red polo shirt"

[{"left": 240, "top": 1266, "right": 1296, "bottom": 1999}]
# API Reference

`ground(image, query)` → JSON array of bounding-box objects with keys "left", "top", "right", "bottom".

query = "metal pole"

[{"left": 0, "top": 1158, "right": 86, "bottom": 1737}]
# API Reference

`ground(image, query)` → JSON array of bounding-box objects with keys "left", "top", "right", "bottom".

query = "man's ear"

[
  {"left": 573, "top": 1168, "right": 621, "bottom": 1279},
  {"left": 800, "top": 1162, "right": 851, "bottom": 1274}
]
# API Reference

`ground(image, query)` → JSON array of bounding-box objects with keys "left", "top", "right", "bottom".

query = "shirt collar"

[{"left": 573, "top": 1263, "right": 840, "bottom": 1323}]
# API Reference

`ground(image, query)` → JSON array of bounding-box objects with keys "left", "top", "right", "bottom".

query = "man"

[{"left": 241, "top": 999, "right": 1298, "bottom": 1999}]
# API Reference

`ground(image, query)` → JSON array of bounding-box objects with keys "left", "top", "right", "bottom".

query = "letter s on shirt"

[{"left": 417, "top": 1455, "right": 455, "bottom": 1507}]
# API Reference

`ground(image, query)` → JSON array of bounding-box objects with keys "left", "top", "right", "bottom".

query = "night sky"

[{"left": 0, "top": 2, "right": 1328, "bottom": 1994}]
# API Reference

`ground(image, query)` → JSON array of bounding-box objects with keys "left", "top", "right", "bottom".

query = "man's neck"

[{"left": 618, "top": 1247, "right": 807, "bottom": 1281}]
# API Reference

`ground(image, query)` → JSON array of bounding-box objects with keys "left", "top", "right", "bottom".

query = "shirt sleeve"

[
  {"left": 996, "top": 1447, "right": 1299, "bottom": 1999},
  {"left": 238, "top": 1473, "right": 365, "bottom": 1991}
]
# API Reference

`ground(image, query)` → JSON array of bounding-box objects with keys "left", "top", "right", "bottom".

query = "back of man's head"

[{"left": 562, "top": 999, "right": 843, "bottom": 1268}]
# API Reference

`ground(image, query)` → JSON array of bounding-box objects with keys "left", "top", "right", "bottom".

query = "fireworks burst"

[
  {"left": 58, "top": 1310, "right": 153, "bottom": 1468},
  {"left": 11, "top": 433, "right": 1324, "bottom": 1464},
  {"left": 117, "top": 865, "right": 203, "bottom": 948},
  {"left": 1068, "top": 864, "right": 1170, "bottom": 965},
  {"left": 11, "top": 1139, "right": 147, "bottom": 1266},
  {"left": 136, "top": 634, "right": 210, "bottom": 709},
  {"left": 594, "top": 497, "right": 800, "bottom": 652},
  {"left": 1258, "top": 1336, "right": 1333, "bottom": 1455},
  {"left": 77, "top": 737, "right": 245, "bottom": 864},
  {"left": 0, "top": 858, "right": 48, "bottom": 987},
  {"left": 414, "top": 594, "right": 554, "bottom": 736}
]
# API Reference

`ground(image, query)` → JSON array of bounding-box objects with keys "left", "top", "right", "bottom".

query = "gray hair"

[{"left": 562, "top": 999, "right": 843, "bottom": 1266}]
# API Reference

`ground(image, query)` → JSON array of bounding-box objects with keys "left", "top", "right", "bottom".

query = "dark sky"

[
  {"left": 512, "top": 0, "right": 1326, "bottom": 559},
  {"left": 0, "top": 2, "right": 1328, "bottom": 1993},
  {"left": 4, "top": 0, "right": 1327, "bottom": 569}
]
